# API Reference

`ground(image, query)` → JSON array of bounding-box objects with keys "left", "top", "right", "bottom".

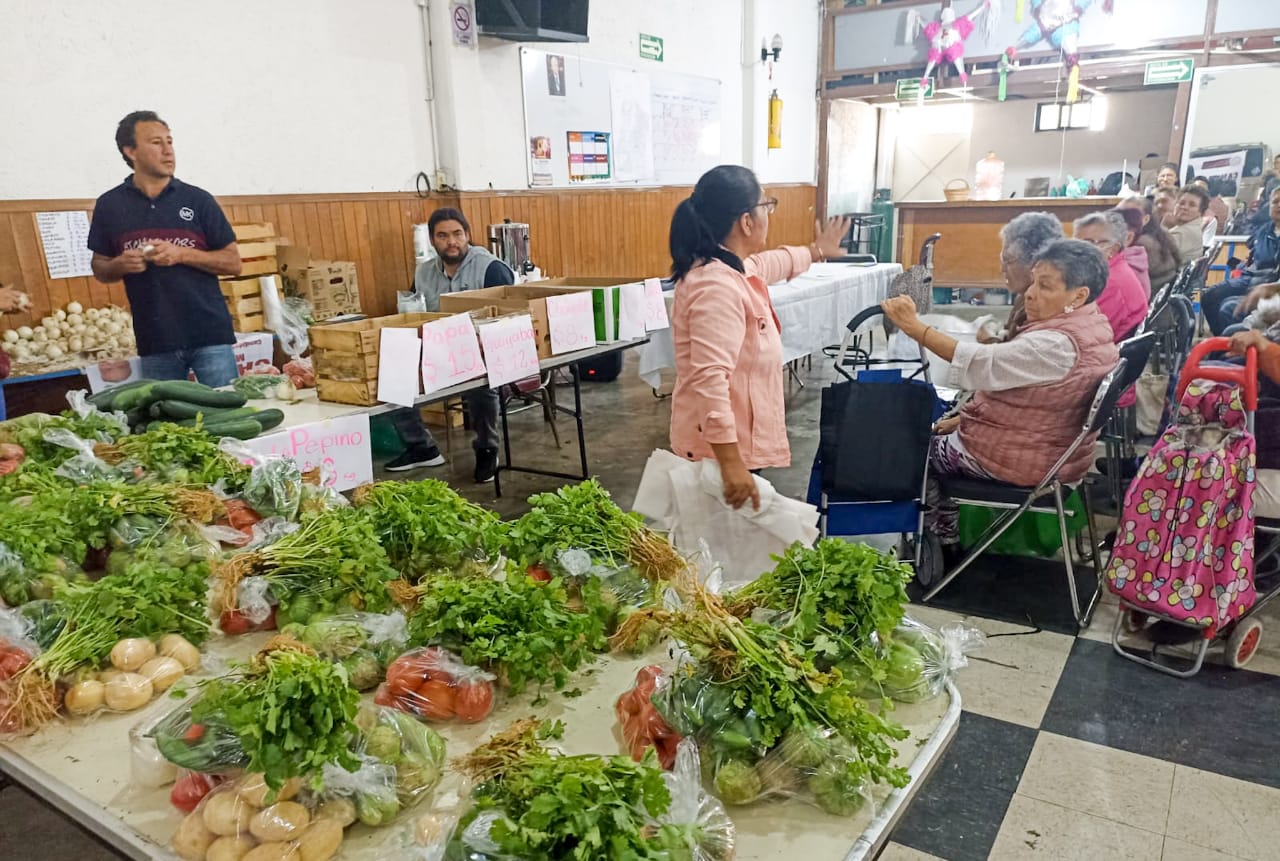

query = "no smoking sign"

[{"left": 450, "top": 1, "right": 475, "bottom": 46}]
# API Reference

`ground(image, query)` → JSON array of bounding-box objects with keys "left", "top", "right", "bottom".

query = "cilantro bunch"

[
  {"left": 504, "top": 479, "right": 646, "bottom": 570},
  {"left": 98, "top": 422, "right": 249, "bottom": 489},
  {"left": 352, "top": 479, "right": 506, "bottom": 576},
  {"left": 406, "top": 572, "right": 608, "bottom": 692},
  {"left": 192, "top": 648, "right": 361, "bottom": 791}
]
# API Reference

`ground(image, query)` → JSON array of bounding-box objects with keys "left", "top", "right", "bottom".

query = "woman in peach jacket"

[{"left": 668, "top": 164, "right": 848, "bottom": 511}]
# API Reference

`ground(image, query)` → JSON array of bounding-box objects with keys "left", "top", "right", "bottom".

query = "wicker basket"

[{"left": 943, "top": 178, "right": 971, "bottom": 202}]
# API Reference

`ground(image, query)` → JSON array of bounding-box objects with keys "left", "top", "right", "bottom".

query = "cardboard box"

[
  {"left": 311, "top": 309, "right": 492, "bottom": 404},
  {"left": 277, "top": 246, "right": 361, "bottom": 321},
  {"left": 439, "top": 283, "right": 615, "bottom": 359}
]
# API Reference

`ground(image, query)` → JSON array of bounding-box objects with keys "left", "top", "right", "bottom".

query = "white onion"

[
  {"left": 16, "top": 326, "right": 32, "bottom": 338},
  {"left": 68, "top": 337, "right": 83, "bottom": 352},
  {"left": 86, "top": 308, "right": 101, "bottom": 321},
  {"left": 66, "top": 301, "right": 83, "bottom": 315},
  {"left": 45, "top": 345, "right": 64, "bottom": 360},
  {"left": 2, "top": 330, "right": 17, "bottom": 344},
  {"left": 104, "top": 321, "right": 123, "bottom": 336},
  {"left": 66, "top": 313, "right": 83, "bottom": 326},
  {"left": 54, "top": 309, "right": 67, "bottom": 321}
]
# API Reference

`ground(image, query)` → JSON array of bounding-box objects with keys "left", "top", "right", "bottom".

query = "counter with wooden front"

[{"left": 896, "top": 197, "right": 1121, "bottom": 290}]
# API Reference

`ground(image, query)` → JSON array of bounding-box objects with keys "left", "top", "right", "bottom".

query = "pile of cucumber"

[{"left": 87, "top": 380, "right": 285, "bottom": 440}]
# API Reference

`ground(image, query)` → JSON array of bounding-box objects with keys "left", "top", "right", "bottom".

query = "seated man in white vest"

[{"left": 386, "top": 208, "right": 513, "bottom": 483}]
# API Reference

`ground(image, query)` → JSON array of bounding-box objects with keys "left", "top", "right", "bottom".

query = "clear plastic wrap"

[
  {"left": 218, "top": 577, "right": 278, "bottom": 635},
  {"left": 170, "top": 774, "right": 350, "bottom": 861},
  {"left": 307, "top": 704, "right": 447, "bottom": 826},
  {"left": 45, "top": 426, "right": 118, "bottom": 482},
  {"left": 150, "top": 699, "right": 251, "bottom": 775},
  {"left": 282, "top": 356, "right": 315, "bottom": 390},
  {"left": 60, "top": 635, "right": 198, "bottom": 719},
  {"left": 615, "top": 664, "right": 682, "bottom": 769},
  {"left": 398, "top": 290, "right": 428, "bottom": 314},
  {"left": 374, "top": 647, "right": 496, "bottom": 723},
  {"left": 65, "top": 389, "right": 130, "bottom": 435},
  {"left": 280, "top": 612, "right": 408, "bottom": 691},
  {"left": 847, "top": 617, "right": 985, "bottom": 704},
  {"left": 243, "top": 458, "right": 305, "bottom": 520}
]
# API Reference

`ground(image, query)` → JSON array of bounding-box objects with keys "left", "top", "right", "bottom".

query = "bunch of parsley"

[{"left": 352, "top": 479, "right": 506, "bottom": 576}]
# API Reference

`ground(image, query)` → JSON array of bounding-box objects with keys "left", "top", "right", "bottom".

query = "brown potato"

[
  {"left": 207, "top": 835, "right": 258, "bottom": 861},
  {"left": 242, "top": 844, "right": 299, "bottom": 861},
  {"left": 296, "top": 819, "right": 344, "bottom": 861},
  {"left": 249, "top": 801, "right": 310, "bottom": 842},
  {"left": 172, "top": 810, "right": 216, "bottom": 861},
  {"left": 202, "top": 790, "right": 255, "bottom": 837}
]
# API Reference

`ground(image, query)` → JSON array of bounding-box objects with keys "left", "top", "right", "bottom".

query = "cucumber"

[
  {"left": 153, "top": 400, "right": 250, "bottom": 421},
  {"left": 88, "top": 379, "right": 151, "bottom": 410},
  {"left": 250, "top": 408, "right": 285, "bottom": 432},
  {"left": 198, "top": 418, "right": 263, "bottom": 440},
  {"left": 112, "top": 382, "right": 158, "bottom": 413},
  {"left": 172, "top": 407, "right": 262, "bottom": 427},
  {"left": 150, "top": 380, "right": 247, "bottom": 409}
]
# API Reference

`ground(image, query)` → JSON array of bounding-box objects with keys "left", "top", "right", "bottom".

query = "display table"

[
  {"left": 637, "top": 262, "right": 902, "bottom": 389},
  {"left": 0, "top": 635, "right": 959, "bottom": 861},
  {"left": 0, "top": 367, "right": 87, "bottom": 421}
]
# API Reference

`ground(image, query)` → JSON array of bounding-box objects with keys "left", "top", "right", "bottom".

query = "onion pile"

[{"left": 1, "top": 301, "right": 136, "bottom": 367}]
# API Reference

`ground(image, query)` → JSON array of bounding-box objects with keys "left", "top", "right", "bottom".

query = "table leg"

[
  {"left": 494, "top": 387, "right": 513, "bottom": 499},
  {"left": 492, "top": 362, "right": 592, "bottom": 492}
]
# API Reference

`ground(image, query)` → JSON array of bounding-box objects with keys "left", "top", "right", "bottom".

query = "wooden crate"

[
  {"left": 220, "top": 277, "right": 265, "bottom": 331},
  {"left": 316, "top": 378, "right": 379, "bottom": 406},
  {"left": 421, "top": 399, "right": 465, "bottom": 429},
  {"left": 224, "top": 223, "right": 278, "bottom": 282},
  {"left": 232, "top": 223, "right": 275, "bottom": 242}
]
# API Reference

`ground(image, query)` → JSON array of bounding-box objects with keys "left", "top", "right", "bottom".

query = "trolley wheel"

[
  {"left": 915, "top": 532, "right": 944, "bottom": 589},
  {"left": 1226, "top": 617, "right": 1263, "bottom": 669},
  {"left": 1122, "top": 610, "right": 1150, "bottom": 634}
]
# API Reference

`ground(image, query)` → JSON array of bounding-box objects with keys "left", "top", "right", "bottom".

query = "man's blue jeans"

[{"left": 140, "top": 345, "right": 239, "bottom": 388}]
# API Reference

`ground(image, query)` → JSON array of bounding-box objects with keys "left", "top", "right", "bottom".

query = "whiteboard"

[{"left": 520, "top": 48, "right": 721, "bottom": 188}]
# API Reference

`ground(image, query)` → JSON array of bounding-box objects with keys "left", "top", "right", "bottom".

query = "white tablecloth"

[{"left": 637, "top": 261, "right": 903, "bottom": 388}]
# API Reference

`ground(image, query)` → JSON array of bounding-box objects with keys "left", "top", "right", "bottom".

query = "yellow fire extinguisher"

[{"left": 768, "top": 89, "right": 783, "bottom": 150}]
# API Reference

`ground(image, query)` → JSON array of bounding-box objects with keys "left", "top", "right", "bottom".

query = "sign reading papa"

[{"left": 243, "top": 413, "right": 373, "bottom": 492}]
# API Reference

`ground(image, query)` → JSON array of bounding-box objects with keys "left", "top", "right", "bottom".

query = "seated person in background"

[
  {"left": 1248, "top": 155, "right": 1280, "bottom": 232},
  {"left": 1144, "top": 162, "right": 1181, "bottom": 197},
  {"left": 1190, "top": 176, "right": 1229, "bottom": 236},
  {"left": 978, "top": 212, "right": 1064, "bottom": 343},
  {"left": 1229, "top": 328, "right": 1280, "bottom": 525},
  {"left": 1203, "top": 186, "right": 1280, "bottom": 335},
  {"left": 1151, "top": 187, "right": 1178, "bottom": 230},
  {"left": 1073, "top": 211, "right": 1150, "bottom": 341},
  {"left": 1118, "top": 197, "right": 1180, "bottom": 291},
  {"left": 1225, "top": 280, "right": 1280, "bottom": 336},
  {"left": 881, "top": 239, "right": 1119, "bottom": 550},
  {"left": 1164, "top": 186, "right": 1211, "bottom": 265},
  {"left": 1109, "top": 207, "right": 1153, "bottom": 297}
]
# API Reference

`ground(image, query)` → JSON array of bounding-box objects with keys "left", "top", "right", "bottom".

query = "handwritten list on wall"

[{"left": 36, "top": 211, "right": 94, "bottom": 279}]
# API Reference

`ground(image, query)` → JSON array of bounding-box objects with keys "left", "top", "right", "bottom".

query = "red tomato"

[
  {"left": 0, "top": 649, "right": 30, "bottom": 680},
  {"left": 454, "top": 680, "right": 495, "bottom": 723},
  {"left": 170, "top": 772, "right": 219, "bottom": 814},
  {"left": 526, "top": 564, "right": 552, "bottom": 583},
  {"left": 387, "top": 672, "right": 421, "bottom": 699},
  {"left": 373, "top": 684, "right": 396, "bottom": 708},
  {"left": 415, "top": 680, "right": 457, "bottom": 721},
  {"left": 183, "top": 723, "right": 206, "bottom": 743},
  {"left": 219, "top": 610, "right": 252, "bottom": 636}
]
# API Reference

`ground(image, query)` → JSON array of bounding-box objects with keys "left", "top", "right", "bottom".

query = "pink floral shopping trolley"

[{"left": 1106, "top": 338, "right": 1280, "bottom": 677}]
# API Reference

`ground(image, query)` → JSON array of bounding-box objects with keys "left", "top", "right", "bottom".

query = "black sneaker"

[
  {"left": 385, "top": 445, "right": 445, "bottom": 472},
  {"left": 474, "top": 447, "right": 499, "bottom": 483}
]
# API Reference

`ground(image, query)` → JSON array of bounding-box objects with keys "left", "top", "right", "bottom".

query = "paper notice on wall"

[
  {"left": 1186, "top": 149, "right": 1248, "bottom": 197},
  {"left": 643, "top": 277, "right": 670, "bottom": 331},
  {"left": 610, "top": 72, "right": 655, "bottom": 182},
  {"left": 477, "top": 314, "right": 541, "bottom": 388},
  {"left": 619, "top": 282, "right": 647, "bottom": 340},
  {"left": 377, "top": 327, "right": 422, "bottom": 407},
  {"left": 243, "top": 414, "right": 372, "bottom": 492},
  {"left": 546, "top": 291, "right": 598, "bottom": 354},
  {"left": 421, "top": 313, "right": 487, "bottom": 395},
  {"left": 567, "top": 131, "right": 612, "bottom": 182},
  {"left": 35, "top": 211, "right": 94, "bottom": 279}
]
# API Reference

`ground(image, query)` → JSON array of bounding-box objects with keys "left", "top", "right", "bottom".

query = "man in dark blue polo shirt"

[{"left": 88, "top": 110, "right": 243, "bottom": 386}]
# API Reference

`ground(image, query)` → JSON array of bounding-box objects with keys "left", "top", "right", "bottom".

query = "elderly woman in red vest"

[{"left": 882, "top": 238, "right": 1120, "bottom": 550}]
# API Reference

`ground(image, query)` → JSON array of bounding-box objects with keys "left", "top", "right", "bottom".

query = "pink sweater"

[
  {"left": 670, "top": 246, "right": 812, "bottom": 470},
  {"left": 1096, "top": 253, "right": 1149, "bottom": 344}
]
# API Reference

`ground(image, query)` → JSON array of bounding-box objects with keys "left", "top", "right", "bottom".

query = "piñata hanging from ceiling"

[
  {"left": 1008, "top": 0, "right": 1115, "bottom": 102},
  {"left": 906, "top": 1, "right": 1000, "bottom": 98}
]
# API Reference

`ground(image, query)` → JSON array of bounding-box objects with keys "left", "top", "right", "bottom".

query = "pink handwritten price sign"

[
  {"left": 545, "top": 291, "right": 598, "bottom": 355},
  {"left": 643, "top": 277, "right": 670, "bottom": 331},
  {"left": 243, "top": 414, "right": 373, "bottom": 492},
  {"left": 477, "top": 314, "right": 540, "bottom": 388},
  {"left": 421, "top": 313, "right": 487, "bottom": 395}
]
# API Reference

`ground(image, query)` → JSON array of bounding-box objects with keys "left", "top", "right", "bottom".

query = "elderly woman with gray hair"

[
  {"left": 981, "top": 212, "right": 1065, "bottom": 343},
  {"left": 883, "top": 239, "right": 1119, "bottom": 547},
  {"left": 1073, "top": 210, "right": 1150, "bottom": 343}
]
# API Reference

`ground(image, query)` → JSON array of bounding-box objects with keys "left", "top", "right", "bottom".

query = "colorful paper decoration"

[
  {"left": 906, "top": 1, "right": 999, "bottom": 93},
  {"left": 1007, "top": 0, "right": 1115, "bottom": 102}
]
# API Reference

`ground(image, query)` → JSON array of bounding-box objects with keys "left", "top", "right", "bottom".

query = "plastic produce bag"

[
  {"left": 281, "top": 612, "right": 409, "bottom": 691},
  {"left": 61, "top": 634, "right": 200, "bottom": 719},
  {"left": 218, "top": 577, "right": 278, "bottom": 635},
  {"left": 150, "top": 699, "right": 251, "bottom": 775},
  {"left": 169, "top": 774, "right": 350, "bottom": 861},
  {"left": 243, "top": 457, "right": 305, "bottom": 520},
  {"left": 615, "top": 664, "right": 682, "bottom": 769},
  {"left": 65, "top": 389, "right": 130, "bottom": 436},
  {"left": 307, "top": 704, "right": 447, "bottom": 827},
  {"left": 867, "top": 617, "right": 985, "bottom": 704},
  {"left": 660, "top": 739, "right": 736, "bottom": 861},
  {"left": 45, "top": 427, "right": 117, "bottom": 483},
  {"left": 398, "top": 290, "right": 428, "bottom": 314},
  {"left": 374, "top": 647, "right": 496, "bottom": 724}
]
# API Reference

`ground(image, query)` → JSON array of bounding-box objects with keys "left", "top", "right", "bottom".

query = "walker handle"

[{"left": 1177, "top": 337, "right": 1258, "bottom": 411}]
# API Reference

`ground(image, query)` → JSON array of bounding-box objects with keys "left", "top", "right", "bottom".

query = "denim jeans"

[
  {"left": 1203, "top": 277, "right": 1257, "bottom": 336},
  {"left": 390, "top": 388, "right": 501, "bottom": 452},
  {"left": 140, "top": 345, "right": 239, "bottom": 388}
]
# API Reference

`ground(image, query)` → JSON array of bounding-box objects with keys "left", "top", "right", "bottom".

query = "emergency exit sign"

[
  {"left": 896, "top": 78, "right": 935, "bottom": 101},
  {"left": 1145, "top": 58, "right": 1194, "bottom": 85},
  {"left": 639, "top": 33, "right": 664, "bottom": 62}
]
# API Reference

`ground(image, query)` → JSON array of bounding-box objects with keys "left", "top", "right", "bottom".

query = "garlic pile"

[{"left": 1, "top": 301, "right": 136, "bottom": 365}]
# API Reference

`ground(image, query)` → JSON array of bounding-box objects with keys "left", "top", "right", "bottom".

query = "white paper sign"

[
  {"left": 244, "top": 414, "right": 373, "bottom": 493},
  {"left": 643, "top": 277, "right": 670, "bottom": 331},
  {"left": 84, "top": 358, "right": 142, "bottom": 394},
  {"left": 618, "top": 282, "right": 646, "bottom": 340},
  {"left": 421, "top": 313, "right": 487, "bottom": 395},
  {"left": 377, "top": 328, "right": 422, "bottom": 408},
  {"left": 478, "top": 315, "right": 541, "bottom": 388},
  {"left": 36, "top": 211, "right": 94, "bottom": 279},
  {"left": 545, "top": 291, "right": 597, "bottom": 355},
  {"left": 233, "top": 331, "right": 275, "bottom": 376}
]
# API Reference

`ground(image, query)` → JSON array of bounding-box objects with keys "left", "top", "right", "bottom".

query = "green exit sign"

[
  {"left": 1145, "top": 58, "right": 1194, "bottom": 85},
  {"left": 639, "top": 33, "right": 664, "bottom": 62},
  {"left": 896, "top": 77, "right": 935, "bottom": 101}
]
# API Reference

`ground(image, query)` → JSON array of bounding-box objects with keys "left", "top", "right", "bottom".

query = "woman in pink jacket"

[
  {"left": 668, "top": 165, "right": 848, "bottom": 510},
  {"left": 1072, "top": 211, "right": 1149, "bottom": 342}
]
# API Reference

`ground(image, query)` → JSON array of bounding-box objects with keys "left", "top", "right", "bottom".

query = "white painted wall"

[
  {"left": 428, "top": 0, "right": 820, "bottom": 190},
  {"left": 889, "top": 88, "right": 1177, "bottom": 201},
  {"left": 826, "top": 100, "right": 879, "bottom": 215},
  {"left": 1187, "top": 65, "right": 1280, "bottom": 154},
  {"left": 0, "top": 0, "right": 437, "bottom": 199}
]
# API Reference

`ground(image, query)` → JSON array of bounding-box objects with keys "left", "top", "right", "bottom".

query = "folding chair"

[
  {"left": 921, "top": 357, "right": 1134, "bottom": 628},
  {"left": 1099, "top": 331, "right": 1161, "bottom": 506}
]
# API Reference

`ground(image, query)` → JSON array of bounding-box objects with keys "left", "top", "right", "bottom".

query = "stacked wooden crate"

[
  {"left": 219, "top": 223, "right": 277, "bottom": 332},
  {"left": 312, "top": 312, "right": 447, "bottom": 406}
]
